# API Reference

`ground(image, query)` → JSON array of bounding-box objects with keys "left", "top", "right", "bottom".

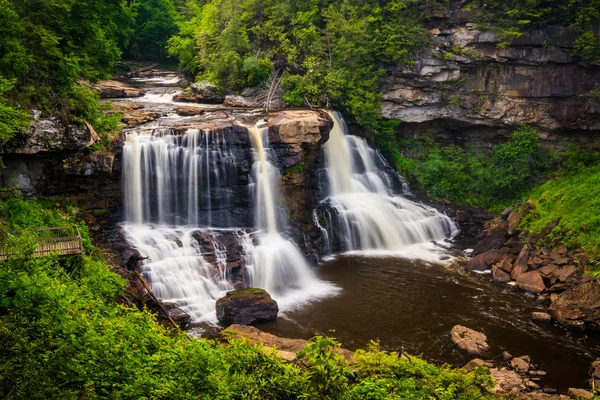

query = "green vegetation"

[
  {"left": 519, "top": 146, "right": 600, "bottom": 256},
  {"left": 168, "top": 0, "right": 429, "bottom": 135},
  {"left": 393, "top": 126, "right": 552, "bottom": 211},
  {"left": 0, "top": 199, "right": 497, "bottom": 399},
  {"left": 0, "top": 0, "right": 179, "bottom": 143}
]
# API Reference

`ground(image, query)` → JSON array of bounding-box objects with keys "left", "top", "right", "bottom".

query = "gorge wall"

[{"left": 383, "top": 3, "right": 600, "bottom": 149}]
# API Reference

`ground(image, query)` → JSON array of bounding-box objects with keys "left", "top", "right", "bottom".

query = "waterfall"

[
  {"left": 322, "top": 111, "right": 457, "bottom": 253},
  {"left": 123, "top": 128, "right": 239, "bottom": 227},
  {"left": 122, "top": 127, "right": 242, "bottom": 323},
  {"left": 122, "top": 121, "right": 336, "bottom": 324},
  {"left": 245, "top": 126, "right": 337, "bottom": 309}
]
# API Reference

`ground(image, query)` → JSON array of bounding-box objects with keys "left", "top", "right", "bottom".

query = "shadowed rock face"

[
  {"left": 216, "top": 289, "right": 279, "bottom": 325},
  {"left": 383, "top": 3, "right": 600, "bottom": 148}
]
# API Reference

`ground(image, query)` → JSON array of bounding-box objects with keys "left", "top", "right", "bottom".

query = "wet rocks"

[
  {"left": 567, "top": 388, "right": 594, "bottom": 399},
  {"left": 462, "top": 358, "right": 486, "bottom": 372},
  {"left": 224, "top": 94, "right": 260, "bottom": 108},
  {"left": 95, "top": 80, "right": 144, "bottom": 98},
  {"left": 489, "top": 368, "right": 526, "bottom": 396},
  {"left": 174, "top": 81, "right": 224, "bottom": 104},
  {"left": 549, "top": 282, "right": 600, "bottom": 331},
  {"left": 465, "top": 247, "right": 507, "bottom": 271},
  {"left": 112, "top": 102, "right": 160, "bottom": 127},
  {"left": 450, "top": 325, "right": 490, "bottom": 356},
  {"left": 175, "top": 106, "right": 206, "bottom": 116},
  {"left": 216, "top": 288, "right": 278, "bottom": 325},
  {"left": 531, "top": 312, "right": 552, "bottom": 323},
  {"left": 516, "top": 271, "right": 546, "bottom": 294},
  {"left": 511, "top": 356, "right": 530, "bottom": 374}
]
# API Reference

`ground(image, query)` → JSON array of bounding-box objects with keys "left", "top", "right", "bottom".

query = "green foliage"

[
  {"left": 394, "top": 126, "right": 552, "bottom": 210},
  {"left": 0, "top": 200, "right": 498, "bottom": 399},
  {"left": 0, "top": 77, "right": 30, "bottom": 143},
  {"left": 168, "top": 0, "right": 428, "bottom": 127},
  {"left": 127, "top": 0, "right": 180, "bottom": 61},
  {"left": 68, "top": 85, "right": 122, "bottom": 153},
  {"left": 520, "top": 149, "right": 600, "bottom": 256}
]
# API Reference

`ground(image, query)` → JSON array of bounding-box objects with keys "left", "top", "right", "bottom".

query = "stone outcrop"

[
  {"left": 450, "top": 325, "right": 490, "bottom": 356},
  {"left": 111, "top": 102, "right": 160, "bottom": 127},
  {"left": 216, "top": 289, "right": 279, "bottom": 325},
  {"left": 95, "top": 80, "right": 144, "bottom": 98},
  {"left": 384, "top": 3, "right": 600, "bottom": 148},
  {"left": 173, "top": 81, "right": 224, "bottom": 104},
  {"left": 549, "top": 282, "right": 600, "bottom": 331},
  {"left": 224, "top": 94, "right": 260, "bottom": 108},
  {"left": 3, "top": 118, "right": 99, "bottom": 155},
  {"left": 175, "top": 106, "right": 206, "bottom": 116}
]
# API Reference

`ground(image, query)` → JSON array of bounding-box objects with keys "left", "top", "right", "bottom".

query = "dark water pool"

[{"left": 256, "top": 255, "right": 599, "bottom": 392}]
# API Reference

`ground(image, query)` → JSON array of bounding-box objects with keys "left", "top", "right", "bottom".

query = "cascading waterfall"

[
  {"left": 123, "top": 128, "right": 238, "bottom": 227},
  {"left": 245, "top": 125, "right": 337, "bottom": 308},
  {"left": 322, "top": 111, "right": 458, "bottom": 254},
  {"left": 122, "top": 127, "right": 240, "bottom": 323}
]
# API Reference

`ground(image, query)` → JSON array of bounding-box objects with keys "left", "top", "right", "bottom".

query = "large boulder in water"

[
  {"left": 450, "top": 325, "right": 490, "bottom": 356},
  {"left": 216, "top": 288, "right": 278, "bottom": 325}
]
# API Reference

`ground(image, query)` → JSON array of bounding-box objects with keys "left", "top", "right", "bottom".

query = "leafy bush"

[
  {"left": 520, "top": 162, "right": 600, "bottom": 256},
  {"left": 392, "top": 126, "right": 552, "bottom": 210}
]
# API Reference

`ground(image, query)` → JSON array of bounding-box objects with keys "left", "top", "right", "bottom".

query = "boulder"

[
  {"left": 173, "top": 81, "right": 224, "bottom": 104},
  {"left": 554, "top": 265, "right": 576, "bottom": 282},
  {"left": 516, "top": 271, "right": 546, "bottom": 293},
  {"left": 549, "top": 282, "right": 600, "bottom": 331},
  {"left": 492, "top": 264, "right": 512, "bottom": 283},
  {"left": 567, "top": 388, "right": 594, "bottom": 399},
  {"left": 175, "top": 106, "right": 206, "bottom": 116},
  {"left": 450, "top": 325, "right": 490, "bottom": 356},
  {"left": 266, "top": 110, "right": 333, "bottom": 144},
  {"left": 473, "top": 234, "right": 506, "bottom": 255},
  {"left": 216, "top": 288, "right": 278, "bottom": 325},
  {"left": 511, "top": 357, "right": 530, "bottom": 373},
  {"left": 119, "top": 109, "right": 160, "bottom": 127},
  {"left": 466, "top": 247, "right": 508, "bottom": 271},
  {"left": 224, "top": 94, "right": 260, "bottom": 108},
  {"left": 489, "top": 368, "right": 525, "bottom": 396},
  {"left": 511, "top": 245, "right": 531, "bottom": 280},
  {"left": 463, "top": 358, "right": 486, "bottom": 372},
  {"left": 95, "top": 80, "right": 144, "bottom": 98},
  {"left": 531, "top": 312, "right": 552, "bottom": 323}
]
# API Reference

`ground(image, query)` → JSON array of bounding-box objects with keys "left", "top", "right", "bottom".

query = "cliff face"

[{"left": 383, "top": 5, "right": 600, "bottom": 148}]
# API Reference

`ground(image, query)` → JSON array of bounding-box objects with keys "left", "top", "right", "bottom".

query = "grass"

[{"left": 520, "top": 164, "right": 600, "bottom": 256}]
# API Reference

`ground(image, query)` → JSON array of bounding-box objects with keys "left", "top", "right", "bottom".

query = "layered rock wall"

[{"left": 384, "top": 4, "right": 600, "bottom": 148}]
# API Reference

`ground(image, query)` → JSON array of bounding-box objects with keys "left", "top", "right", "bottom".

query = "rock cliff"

[{"left": 383, "top": 4, "right": 600, "bottom": 148}]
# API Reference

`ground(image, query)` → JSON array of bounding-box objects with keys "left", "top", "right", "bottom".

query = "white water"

[
  {"left": 123, "top": 128, "right": 237, "bottom": 226},
  {"left": 323, "top": 111, "right": 458, "bottom": 253},
  {"left": 122, "top": 224, "right": 232, "bottom": 323},
  {"left": 246, "top": 126, "right": 337, "bottom": 309},
  {"left": 122, "top": 101, "right": 336, "bottom": 323}
]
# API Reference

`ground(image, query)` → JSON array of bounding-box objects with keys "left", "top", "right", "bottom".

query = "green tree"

[{"left": 127, "top": 0, "right": 180, "bottom": 61}]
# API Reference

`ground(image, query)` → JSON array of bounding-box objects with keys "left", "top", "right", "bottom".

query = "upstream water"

[{"left": 118, "top": 73, "right": 599, "bottom": 391}]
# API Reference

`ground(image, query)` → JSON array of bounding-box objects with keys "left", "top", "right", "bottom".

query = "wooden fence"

[{"left": 0, "top": 226, "right": 84, "bottom": 260}]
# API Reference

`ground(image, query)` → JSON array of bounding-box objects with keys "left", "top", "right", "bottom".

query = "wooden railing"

[{"left": 0, "top": 226, "right": 84, "bottom": 260}]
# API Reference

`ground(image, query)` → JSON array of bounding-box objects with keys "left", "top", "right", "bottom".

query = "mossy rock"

[{"left": 216, "top": 288, "right": 278, "bottom": 325}]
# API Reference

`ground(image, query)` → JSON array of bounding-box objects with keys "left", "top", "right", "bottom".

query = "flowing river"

[{"left": 118, "top": 73, "right": 600, "bottom": 392}]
